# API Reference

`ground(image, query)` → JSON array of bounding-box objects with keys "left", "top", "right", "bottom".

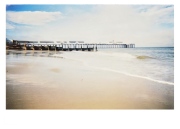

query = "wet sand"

[{"left": 6, "top": 50, "right": 174, "bottom": 109}]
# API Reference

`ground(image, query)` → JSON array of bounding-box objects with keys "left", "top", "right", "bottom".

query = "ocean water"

[
  {"left": 60, "top": 47, "right": 174, "bottom": 85},
  {"left": 6, "top": 47, "right": 174, "bottom": 86}
]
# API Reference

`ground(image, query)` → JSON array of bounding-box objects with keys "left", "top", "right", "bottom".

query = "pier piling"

[{"left": 7, "top": 40, "right": 135, "bottom": 51}]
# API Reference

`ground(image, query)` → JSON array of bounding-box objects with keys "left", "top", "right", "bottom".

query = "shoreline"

[{"left": 6, "top": 50, "right": 174, "bottom": 109}]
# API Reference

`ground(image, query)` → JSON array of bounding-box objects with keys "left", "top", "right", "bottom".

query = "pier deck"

[{"left": 6, "top": 40, "right": 135, "bottom": 51}]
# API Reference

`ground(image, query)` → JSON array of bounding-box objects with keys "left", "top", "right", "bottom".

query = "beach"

[{"left": 6, "top": 49, "right": 174, "bottom": 109}]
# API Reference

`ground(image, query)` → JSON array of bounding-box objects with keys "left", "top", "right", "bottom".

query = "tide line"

[
  {"left": 99, "top": 67, "right": 174, "bottom": 86},
  {"left": 62, "top": 55, "right": 174, "bottom": 86}
]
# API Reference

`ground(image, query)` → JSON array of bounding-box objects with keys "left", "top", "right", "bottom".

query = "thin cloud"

[
  {"left": 6, "top": 23, "right": 14, "bottom": 29},
  {"left": 6, "top": 11, "right": 62, "bottom": 25},
  {"left": 6, "top": 5, "right": 174, "bottom": 47}
]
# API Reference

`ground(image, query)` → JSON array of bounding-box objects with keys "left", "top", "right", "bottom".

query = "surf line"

[
  {"left": 62, "top": 55, "right": 174, "bottom": 86},
  {"left": 100, "top": 67, "right": 174, "bottom": 86},
  {"left": 87, "top": 65, "right": 174, "bottom": 86}
]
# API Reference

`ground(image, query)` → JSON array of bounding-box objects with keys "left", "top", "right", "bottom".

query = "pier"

[{"left": 7, "top": 40, "right": 135, "bottom": 51}]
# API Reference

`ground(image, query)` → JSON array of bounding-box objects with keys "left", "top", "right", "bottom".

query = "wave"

[
  {"left": 58, "top": 52, "right": 174, "bottom": 86},
  {"left": 82, "top": 61, "right": 174, "bottom": 86},
  {"left": 98, "top": 51, "right": 135, "bottom": 59},
  {"left": 136, "top": 55, "right": 154, "bottom": 59},
  {"left": 96, "top": 67, "right": 174, "bottom": 86}
]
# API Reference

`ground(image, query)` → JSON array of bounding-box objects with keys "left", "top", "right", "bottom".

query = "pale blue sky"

[
  {"left": 6, "top": 4, "right": 94, "bottom": 12},
  {"left": 6, "top": 4, "right": 174, "bottom": 47}
]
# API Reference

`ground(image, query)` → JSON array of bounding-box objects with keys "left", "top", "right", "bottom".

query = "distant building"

[
  {"left": 69, "top": 41, "right": 76, "bottom": 43},
  {"left": 40, "top": 41, "right": 54, "bottom": 43},
  {"left": 78, "top": 41, "right": 84, "bottom": 43},
  {"left": 6, "top": 38, "right": 13, "bottom": 45}
]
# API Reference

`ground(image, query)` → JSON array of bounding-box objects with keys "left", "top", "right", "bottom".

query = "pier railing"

[{"left": 7, "top": 40, "right": 135, "bottom": 51}]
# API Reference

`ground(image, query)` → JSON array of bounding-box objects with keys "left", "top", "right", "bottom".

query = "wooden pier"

[{"left": 7, "top": 40, "right": 135, "bottom": 51}]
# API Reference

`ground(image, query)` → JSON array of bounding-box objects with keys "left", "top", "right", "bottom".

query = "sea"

[
  {"left": 6, "top": 47, "right": 174, "bottom": 86},
  {"left": 60, "top": 47, "right": 174, "bottom": 85}
]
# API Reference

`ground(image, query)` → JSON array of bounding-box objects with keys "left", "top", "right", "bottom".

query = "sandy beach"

[{"left": 6, "top": 50, "right": 174, "bottom": 109}]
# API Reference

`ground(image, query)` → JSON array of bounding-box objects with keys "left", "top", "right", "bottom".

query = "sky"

[{"left": 6, "top": 4, "right": 174, "bottom": 47}]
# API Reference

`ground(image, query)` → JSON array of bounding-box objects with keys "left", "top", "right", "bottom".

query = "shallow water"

[{"left": 61, "top": 47, "right": 174, "bottom": 84}]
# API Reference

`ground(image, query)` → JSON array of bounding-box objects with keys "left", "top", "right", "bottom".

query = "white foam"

[
  {"left": 97, "top": 51, "right": 135, "bottom": 59},
  {"left": 55, "top": 51, "right": 174, "bottom": 86},
  {"left": 93, "top": 66, "right": 174, "bottom": 86}
]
